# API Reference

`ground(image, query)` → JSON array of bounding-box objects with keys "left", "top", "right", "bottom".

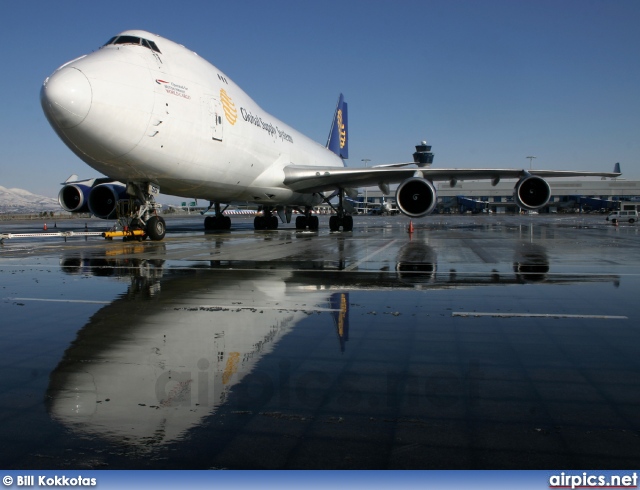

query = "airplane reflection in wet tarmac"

[
  {"left": 56, "top": 238, "right": 618, "bottom": 286},
  {"left": 45, "top": 242, "right": 620, "bottom": 449}
]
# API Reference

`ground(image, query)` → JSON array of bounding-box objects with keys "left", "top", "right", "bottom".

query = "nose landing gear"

[{"left": 104, "top": 182, "right": 165, "bottom": 241}]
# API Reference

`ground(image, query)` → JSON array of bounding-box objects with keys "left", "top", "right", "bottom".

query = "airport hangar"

[{"left": 356, "top": 177, "right": 640, "bottom": 214}]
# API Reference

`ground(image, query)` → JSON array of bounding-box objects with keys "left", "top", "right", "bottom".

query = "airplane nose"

[{"left": 41, "top": 67, "right": 92, "bottom": 129}]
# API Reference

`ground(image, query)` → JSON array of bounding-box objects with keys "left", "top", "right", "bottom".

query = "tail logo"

[
  {"left": 337, "top": 109, "right": 347, "bottom": 149},
  {"left": 220, "top": 89, "right": 237, "bottom": 125}
]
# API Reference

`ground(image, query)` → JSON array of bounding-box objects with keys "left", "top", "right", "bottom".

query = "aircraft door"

[{"left": 203, "top": 96, "right": 223, "bottom": 141}]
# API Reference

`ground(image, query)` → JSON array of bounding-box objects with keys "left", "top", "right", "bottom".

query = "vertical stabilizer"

[{"left": 326, "top": 94, "right": 348, "bottom": 159}]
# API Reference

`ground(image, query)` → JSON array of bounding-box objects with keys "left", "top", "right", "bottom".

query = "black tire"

[
  {"left": 205, "top": 215, "right": 232, "bottom": 230},
  {"left": 329, "top": 215, "right": 339, "bottom": 231},
  {"left": 146, "top": 216, "right": 166, "bottom": 241},
  {"left": 309, "top": 215, "right": 319, "bottom": 230},
  {"left": 296, "top": 216, "right": 307, "bottom": 229},
  {"left": 630, "top": 219, "right": 635, "bottom": 224},
  {"left": 204, "top": 216, "right": 214, "bottom": 230},
  {"left": 343, "top": 215, "right": 353, "bottom": 232},
  {"left": 254, "top": 216, "right": 266, "bottom": 230}
]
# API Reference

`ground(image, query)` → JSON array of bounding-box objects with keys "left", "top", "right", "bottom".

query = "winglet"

[{"left": 326, "top": 94, "right": 348, "bottom": 159}]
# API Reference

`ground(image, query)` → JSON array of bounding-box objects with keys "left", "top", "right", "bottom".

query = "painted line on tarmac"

[
  {"left": 343, "top": 239, "right": 398, "bottom": 272},
  {"left": 10, "top": 297, "right": 111, "bottom": 304},
  {"left": 171, "top": 304, "right": 342, "bottom": 312},
  {"left": 452, "top": 312, "right": 627, "bottom": 320}
]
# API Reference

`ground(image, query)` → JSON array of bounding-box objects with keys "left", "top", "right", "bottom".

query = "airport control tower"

[{"left": 413, "top": 141, "right": 434, "bottom": 167}]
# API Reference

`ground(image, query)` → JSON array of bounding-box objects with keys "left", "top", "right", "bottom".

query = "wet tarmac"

[{"left": 1, "top": 213, "right": 639, "bottom": 469}]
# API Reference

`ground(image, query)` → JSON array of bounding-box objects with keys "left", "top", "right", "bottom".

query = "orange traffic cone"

[
  {"left": 407, "top": 220, "right": 414, "bottom": 233},
  {"left": 43, "top": 223, "right": 47, "bottom": 230}
]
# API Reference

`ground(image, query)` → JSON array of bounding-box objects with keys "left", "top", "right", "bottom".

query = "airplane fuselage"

[{"left": 41, "top": 30, "right": 343, "bottom": 207}]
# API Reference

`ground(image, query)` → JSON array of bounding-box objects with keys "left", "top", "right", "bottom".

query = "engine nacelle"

[
  {"left": 514, "top": 175, "right": 551, "bottom": 211},
  {"left": 58, "top": 184, "right": 92, "bottom": 213},
  {"left": 395, "top": 177, "right": 437, "bottom": 217},
  {"left": 88, "top": 184, "right": 128, "bottom": 219}
]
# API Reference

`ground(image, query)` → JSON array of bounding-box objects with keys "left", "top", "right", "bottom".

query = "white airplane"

[{"left": 41, "top": 30, "right": 620, "bottom": 240}]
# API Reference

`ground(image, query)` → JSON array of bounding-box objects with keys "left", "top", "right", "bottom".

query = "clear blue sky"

[{"left": 1, "top": 0, "right": 638, "bottom": 198}]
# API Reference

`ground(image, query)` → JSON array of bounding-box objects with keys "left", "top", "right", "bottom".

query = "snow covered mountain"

[{"left": 0, "top": 186, "right": 59, "bottom": 214}]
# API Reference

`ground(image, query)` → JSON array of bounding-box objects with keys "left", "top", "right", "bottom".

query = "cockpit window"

[
  {"left": 103, "top": 35, "right": 162, "bottom": 54},
  {"left": 145, "top": 39, "right": 161, "bottom": 53},
  {"left": 113, "top": 35, "right": 142, "bottom": 46}
]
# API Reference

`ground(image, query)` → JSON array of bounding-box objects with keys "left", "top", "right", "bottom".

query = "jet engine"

[
  {"left": 88, "top": 184, "right": 128, "bottom": 219},
  {"left": 58, "top": 184, "right": 91, "bottom": 213},
  {"left": 395, "top": 177, "right": 437, "bottom": 217},
  {"left": 514, "top": 175, "right": 551, "bottom": 211}
]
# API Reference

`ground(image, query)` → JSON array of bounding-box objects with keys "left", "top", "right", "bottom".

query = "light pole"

[
  {"left": 361, "top": 159, "right": 371, "bottom": 212},
  {"left": 526, "top": 156, "right": 536, "bottom": 169}
]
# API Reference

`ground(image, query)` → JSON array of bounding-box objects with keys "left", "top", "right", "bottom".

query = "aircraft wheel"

[
  {"left": 329, "top": 216, "right": 339, "bottom": 231},
  {"left": 146, "top": 216, "right": 166, "bottom": 241},
  {"left": 309, "top": 215, "right": 319, "bottom": 230},
  {"left": 296, "top": 216, "right": 307, "bottom": 229},
  {"left": 254, "top": 216, "right": 266, "bottom": 230},
  {"left": 204, "top": 216, "right": 214, "bottom": 230},
  {"left": 343, "top": 215, "right": 353, "bottom": 232},
  {"left": 269, "top": 216, "right": 279, "bottom": 229}
]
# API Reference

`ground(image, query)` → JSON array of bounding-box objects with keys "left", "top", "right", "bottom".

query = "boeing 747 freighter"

[{"left": 40, "top": 30, "right": 620, "bottom": 239}]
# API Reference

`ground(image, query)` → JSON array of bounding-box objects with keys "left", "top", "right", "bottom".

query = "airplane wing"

[{"left": 283, "top": 164, "right": 621, "bottom": 194}]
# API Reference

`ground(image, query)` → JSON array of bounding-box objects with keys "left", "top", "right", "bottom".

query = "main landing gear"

[
  {"left": 253, "top": 206, "right": 281, "bottom": 230},
  {"left": 203, "top": 202, "right": 231, "bottom": 230},
  {"left": 329, "top": 214, "right": 353, "bottom": 232},
  {"left": 200, "top": 192, "right": 354, "bottom": 233},
  {"left": 201, "top": 203, "right": 282, "bottom": 231},
  {"left": 295, "top": 207, "right": 319, "bottom": 231},
  {"left": 327, "top": 188, "right": 353, "bottom": 232},
  {"left": 254, "top": 214, "right": 278, "bottom": 230}
]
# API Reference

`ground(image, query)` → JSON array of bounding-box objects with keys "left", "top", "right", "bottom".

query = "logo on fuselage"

[
  {"left": 156, "top": 79, "right": 191, "bottom": 99},
  {"left": 220, "top": 89, "right": 237, "bottom": 125},
  {"left": 337, "top": 109, "right": 346, "bottom": 149}
]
